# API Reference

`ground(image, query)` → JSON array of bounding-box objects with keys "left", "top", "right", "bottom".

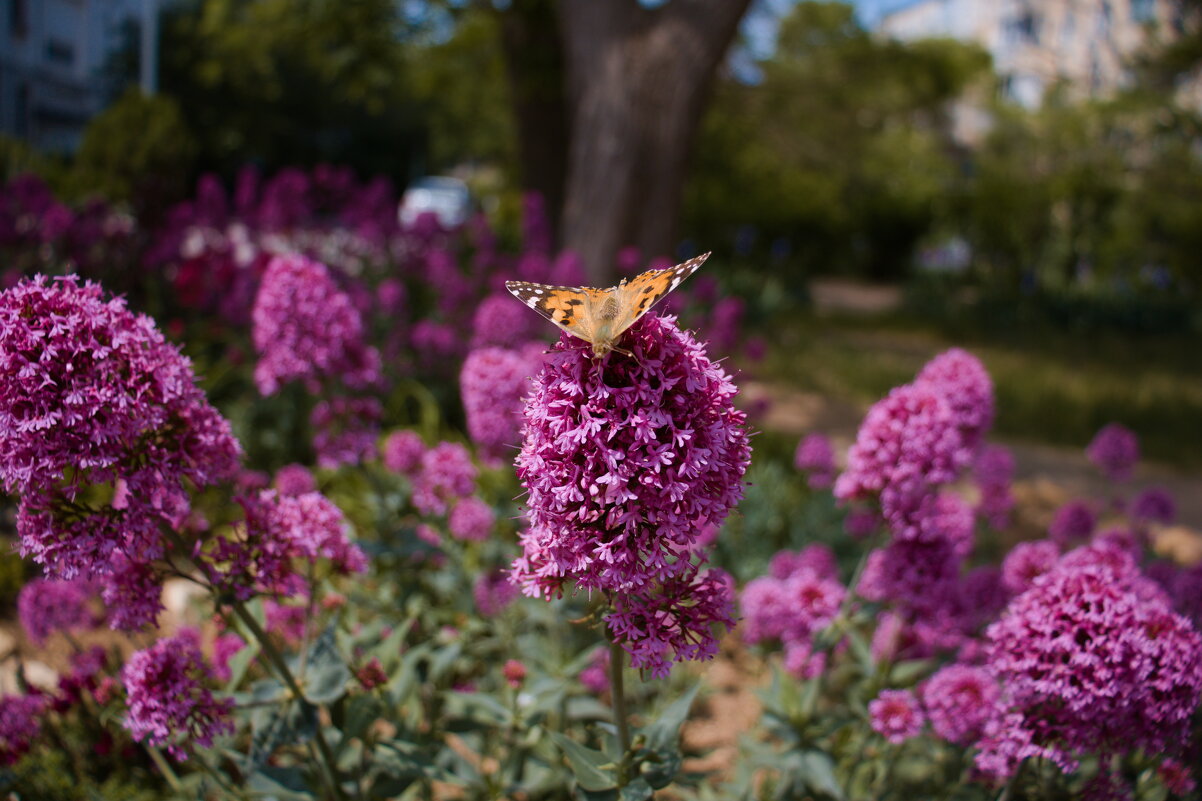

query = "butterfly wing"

[
  {"left": 609, "top": 252, "right": 710, "bottom": 338},
  {"left": 505, "top": 280, "right": 598, "bottom": 343}
]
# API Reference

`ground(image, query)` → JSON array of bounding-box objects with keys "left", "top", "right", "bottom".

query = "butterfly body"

[{"left": 506, "top": 253, "right": 710, "bottom": 357}]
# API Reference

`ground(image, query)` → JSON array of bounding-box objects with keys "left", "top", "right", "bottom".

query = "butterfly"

[{"left": 506, "top": 252, "right": 710, "bottom": 358}]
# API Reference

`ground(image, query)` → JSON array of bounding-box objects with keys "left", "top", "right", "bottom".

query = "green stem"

[
  {"left": 609, "top": 640, "right": 632, "bottom": 783},
  {"left": 146, "top": 745, "right": 184, "bottom": 793},
  {"left": 232, "top": 603, "right": 349, "bottom": 801}
]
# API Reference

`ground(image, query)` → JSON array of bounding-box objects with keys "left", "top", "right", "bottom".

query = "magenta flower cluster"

[
  {"left": 973, "top": 444, "right": 1016, "bottom": 530},
  {"left": 0, "top": 276, "right": 240, "bottom": 628},
  {"left": 978, "top": 542, "right": 1202, "bottom": 779},
  {"left": 209, "top": 489, "right": 367, "bottom": 600},
  {"left": 1086, "top": 423, "right": 1139, "bottom": 482},
  {"left": 448, "top": 497, "right": 495, "bottom": 542},
  {"left": 914, "top": 347, "right": 995, "bottom": 448},
  {"left": 473, "top": 570, "right": 519, "bottom": 616},
  {"left": 310, "top": 396, "right": 382, "bottom": 469},
  {"left": 460, "top": 345, "right": 544, "bottom": 465},
  {"left": 868, "top": 689, "right": 925, "bottom": 744},
  {"left": 122, "top": 628, "right": 234, "bottom": 760},
  {"left": 251, "top": 253, "right": 381, "bottom": 396},
  {"left": 412, "top": 442, "right": 478, "bottom": 516},
  {"left": 380, "top": 430, "right": 425, "bottom": 475},
  {"left": 0, "top": 694, "right": 48, "bottom": 766},
  {"left": 17, "top": 577, "right": 99, "bottom": 646},
  {"left": 794, "top": 433, "right": 835, "bottom": 488},
  {"left": 834, "top": 382, "right": 969, "bottom": 518},
  {"left": 511, "top": 315, "right": 750, "bottom": 677},
  {"left": 1048, "top": 500, "right": 1096, "bottom": 546},
  {"left": 741, "top": 545, "right": 846, "bottom": 678},
  {"left": 920, "top": 664, "right": 999, "bottom": 745}
]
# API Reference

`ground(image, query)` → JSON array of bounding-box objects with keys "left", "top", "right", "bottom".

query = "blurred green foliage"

[
  {"left": 408, "top": 9, "right": 516, "bottom": 175},
  {"left": 70, "top": 89, "right": 197, "bottom": 217},
  {"left": 686, "top": 1, "right": 991, "bottom": 281},
  {"left": 105, "top": 0, "right": 429, "bottom": 181},
  {"left": 0, "top": 541, "right": 26, "bottom": 611},
  {"left": 685, "top": 1, "right": 1202, "bottom": 337}
]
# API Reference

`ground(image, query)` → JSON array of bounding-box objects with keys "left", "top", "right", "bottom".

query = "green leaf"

[
  {"left": 798, "top": 749, "right": 845, "bottom": 801},
  {"left": 578, "top": 790, "right": 620, "bottom": 801},
  {"left": 643, "top": 683, "right": 700, "bottom": 752},
  {"left": 447, "top": 690, "right": 510, "bottom": 727},
  {"left": 247, "top": 766, "right": 311, "bottom": 800},
  {"left": 248, "top": 699, "right": 318, "bottom": 772},
  {"left": 339, "top": 694, "right": 383, "bottom": 744},
  {"left": 845, "top": 629, "right": 874, "bottom": 673},
  {"left": 638, "top": 748, "right": 682, "bottom": 791},
  {"left": 619, "top": 779, "right": 654, "bottom": 801},
  {"left": 549, "top": 732, "right": 618, "bottom": 792},
  {"left": 223, "top": 640, "right": 259, "bottom": 692},
  {"left": 427, "top": 640, "right": 463, "bottom": 682},
  {"left": 302, "top": 626, "right": 351, "bottom": 705},
  {"left": 887, "top": 659, "right": 934, "bottom": 686}
]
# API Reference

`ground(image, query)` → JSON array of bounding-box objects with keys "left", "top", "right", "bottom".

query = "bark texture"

[
  {"left": 496, "top": 0, "right": 570, "bottom": 245},
  {"left": 558, "top": 0, "right": 751, "bottom": 282}
]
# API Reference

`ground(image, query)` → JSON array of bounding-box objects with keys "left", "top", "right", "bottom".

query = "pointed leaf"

[
  {"left": 799, "top": 749, "right": 845, "bottom": 801},
  {"left": 302, "top": 626, "right": 350, "bottom": 704},
  {"left": 549, "top": 732, "right": 618, "bottom": 792},
  {"left": 643, "top": 683, "right": 700, "bottom": 752},
  {"left": 247, "top": 766, "right": 310, "bottom": 801}
]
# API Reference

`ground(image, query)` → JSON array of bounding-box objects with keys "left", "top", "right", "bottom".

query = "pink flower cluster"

[
  {"left": 0, "top": 694, "right": 48, "bottom": 765},
  {"left": 208, "top": 489, "right": 368, "bottom": 600},
  {"left": 122, "top": 628, "right": 234, "bottom": 760},
  {"left": 920, "top": 664, "right": 999, "bottom": 746},
  {"left": 834, "top": 382, "right": 969, "bottom": 518},
  {"left": 978, "top": 542, "right": 1202, "bottom": 779},
  {"left": 741, "top": 545, "right": 845, "bottom": 678},
  {"left": 512, "top": 315, "right": 751, "bottom": 677},
  {"left": 448, "top": 497, "right": 495, "bottom": 542},
  {"left": 868, "top": 689, "right": 924, "bottom": 744},
  {"left": 251, "top": 253, "right": 381, "bottom": 396},
  {"left": 460, "top": 345, "right": 545, "bottom": 465},
  {"left": 412, "top": 442, "right": 478, "bottom": 516},
  {"left": 17, "top": 578, "right": 100, "bottom": 646},
  {"left": 1048, "top": 500, "right": 1096, "bottom": 546},
  {"left": 1086, "top": 423, "right": 1139, "bottom": 482},
  {"left": 914, "top": 348, "right": 995, "bottom": 449},
  {"left": 470, "top": 295, "right": 545, "bottom": 350},
  {"left": 310, "top": 396, "right": 382, "bottom": 469},
  {"left": 794, "top": 433, "right": 835, "bottom": 489},
  {"left": 381, "top": 430, "right": 424, "bottom": 475},
  {"left": 973, "top": 444, "right": 1016, "bottom": 529},
  {"left": 0, "top": 276, "right": 240, "bottom": 628},
  {"left": 473, "top": 570, "right": 519, "bottom": 616}
]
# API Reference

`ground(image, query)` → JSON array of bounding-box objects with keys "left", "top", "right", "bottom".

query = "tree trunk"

[
  {"left": 495, "top": 0, "right": 571, "bottom": 248},
  {"left": 558, "top": 0, "right": 751, "bottom": 283}
]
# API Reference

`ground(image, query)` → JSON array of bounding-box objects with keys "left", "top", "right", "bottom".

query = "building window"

[
  {"left": 45, "top": 38, "right": 75, "bottom": 67},
  {"left": 1004, "top": 11, "right": 1040, "bottom": 46},
  {"left": 1131, "top": 0, "right": 1155, "bottom": 22},
  {"left": 10, "top": 0, "right": 28, "bottom": 38},
  {"left": 15, "top": 82, "right": 29, "bottom": 138}
]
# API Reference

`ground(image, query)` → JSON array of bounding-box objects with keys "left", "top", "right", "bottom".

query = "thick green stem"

[{"left": 609, "top": 640, "right": 632, "bottom": 782}]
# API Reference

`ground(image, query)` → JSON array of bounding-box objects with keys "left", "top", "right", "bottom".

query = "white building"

[
  {"left": 0, "top": 0, "right": 144, "bottom": 153},
  {"left": 879, "top": 0, "right": 1186, "bottom": 108}
]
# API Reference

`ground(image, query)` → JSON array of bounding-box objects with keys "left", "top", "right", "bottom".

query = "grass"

[{"left": 759, "top": 311, "right": 1202, "bottom": 470}]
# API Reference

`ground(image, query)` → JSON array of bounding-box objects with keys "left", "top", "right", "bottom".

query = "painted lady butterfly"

[{"left": 506, "top": 252, "right": 710, "bottom": 357}]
